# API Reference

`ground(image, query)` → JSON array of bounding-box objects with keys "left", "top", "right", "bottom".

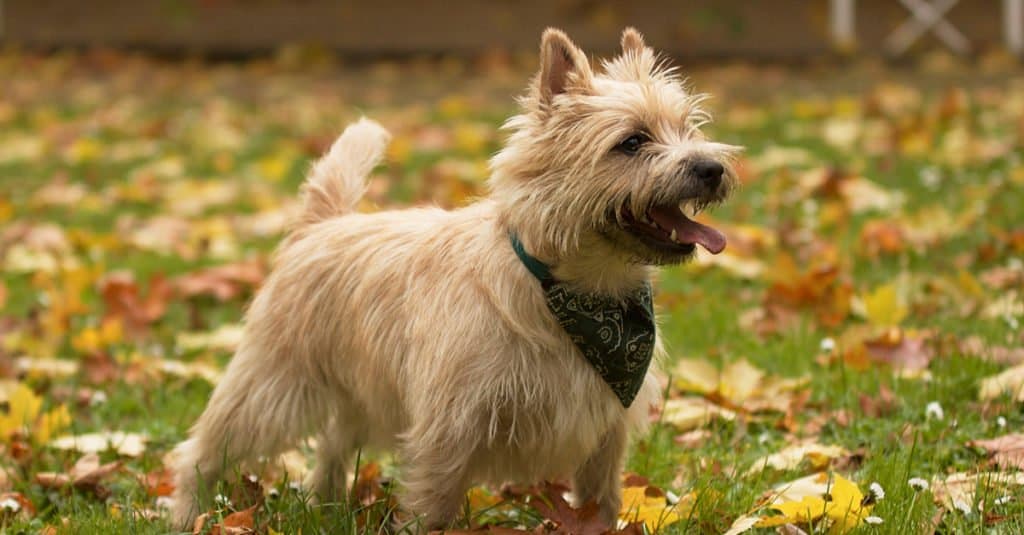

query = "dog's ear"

[
  {"left": 620, "top": 27, "right": 646, "bottom": 55},
  {"left": 537, "top": 28, "right": 592, "bottom": 102}
]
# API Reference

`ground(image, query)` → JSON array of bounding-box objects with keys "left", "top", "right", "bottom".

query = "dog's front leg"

[
  {"left": 573, "top": 418, "right": 626, "bottom": 527},
  {"left": 396, "top": 422, "right": 477, "bottom": 532}
]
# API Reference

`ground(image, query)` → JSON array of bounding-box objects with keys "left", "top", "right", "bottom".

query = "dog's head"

[{"left": 492, "top": 28, "right": 740, "bottom": 266}]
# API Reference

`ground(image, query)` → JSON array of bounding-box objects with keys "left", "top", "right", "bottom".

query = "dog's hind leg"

[{"left": 171, "top": 355, "right": 319, "bottom": 528}]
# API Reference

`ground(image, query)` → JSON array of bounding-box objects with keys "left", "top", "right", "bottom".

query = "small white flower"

[
  {"left": 267, "top": 488, "right": 281, "bottom": 499},
  {"left": 994, "top": 495, "right": 1012, "bottom": 506},
  {"left": 154, "top": 496, "right": 174, "bottom": 510},
  {"left": 953, "top": 499, "right": 972, "bottom": 515},
  {"left": 820, "top": 337, "right": 836, "bottom": 353},
  {"left": 908, "top": 477, "right": 929, "bottom": 491},
  {"left": 997, "top": 416, "right": 1007, "bottom": 428},
  {"left": 925, "top": 401, "right": 944, "bottom": 421},
  {"left": 89, "top": 390, "right": 108, "bottom": 406},
  {"left": 247, "top": 473, "right": 259, "bottom": 484},
  {"left": 919, "top": 168, "right": 941, "bottom": 190},
  {"left": 665, "top": 490, "right": 680, "bottom": 505},
  {"left": 864, "top": 515, "right": 884, "bottom": 525},
  {"left": 869, "top": 482, "right": 885, "bottom": 501},
  {"left": 288, "top": 481, "right": 302, "bottom": 491},
  {"left": 214, "top": 494, "right": 232, "bottom": 507},
  {"left": 0, "top": 497, "right": 20, "bottom": 512}
]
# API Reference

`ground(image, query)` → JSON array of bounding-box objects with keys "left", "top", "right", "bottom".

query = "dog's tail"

[{"left": 297, "top": 118, "right": 391, "bottom": 227}]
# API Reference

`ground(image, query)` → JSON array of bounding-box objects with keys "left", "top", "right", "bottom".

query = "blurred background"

[
  {"left": 1, "top": 3, "right": 1024, "bottom": 533},
  {"left": 2, "top": 0, "right": 1022, "bottom": 60}
]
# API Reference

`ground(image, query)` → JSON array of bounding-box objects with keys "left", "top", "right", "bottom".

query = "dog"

[{"left": 171, "top": 27, "right": 738, "bottom": 531}]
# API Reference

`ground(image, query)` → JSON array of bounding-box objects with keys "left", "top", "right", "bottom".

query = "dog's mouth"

[{"left": 618, "top": 199, "right": 726, "bottom": 255}]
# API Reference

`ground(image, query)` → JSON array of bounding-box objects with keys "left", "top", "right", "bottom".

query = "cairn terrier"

[{"left": 172, "top": 27, "right": 738, "bottom": 530}]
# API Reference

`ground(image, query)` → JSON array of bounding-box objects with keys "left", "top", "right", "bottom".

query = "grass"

[{"left": 0, "top": 49, "right": 1023, "bottom": 533}]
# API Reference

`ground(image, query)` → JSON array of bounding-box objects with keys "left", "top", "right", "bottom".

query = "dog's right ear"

[
  {"left": 620, "top": 27, "right": 646, "bottom": 55},
  {"left": 537, "top": 28, "right": 592, "bottom": 103}
]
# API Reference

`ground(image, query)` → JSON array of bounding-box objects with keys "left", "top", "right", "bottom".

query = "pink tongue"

[{"left": 648, "top": 205, "right": 727, "bottom": 254}]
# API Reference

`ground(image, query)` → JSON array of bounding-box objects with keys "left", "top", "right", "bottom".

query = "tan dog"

[{"left": 171, "top": 27, "right": 738, "bottom": 530}]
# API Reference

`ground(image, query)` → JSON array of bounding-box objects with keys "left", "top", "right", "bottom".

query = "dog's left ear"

[{"left": 537, "top": 28, "right": 593, "bottom": 103}]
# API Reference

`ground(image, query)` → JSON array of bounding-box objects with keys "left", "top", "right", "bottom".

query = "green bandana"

[{"left": 510, "top": 234, "right": 655, "bottom": 407}]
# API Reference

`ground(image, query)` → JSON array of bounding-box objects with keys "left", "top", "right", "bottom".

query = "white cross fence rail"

[{"left": 831, "top": 0, "right": 1024, "bottom": 57}]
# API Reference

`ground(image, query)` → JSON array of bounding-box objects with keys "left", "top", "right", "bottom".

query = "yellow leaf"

[
  {"left": 661, "top": 397, "right": 736, "bottom": 431},
  {"left": 71, "top": 327, "right": 102, "bottom": 354},
  {"left": 823, "top": 474, "right": 872, "bottom": 534},
  {"left": 863, "top": 283, "right": 907, "bottom": 327},
  {"left": 66, "top": 137, "right": 102, "bottom": 163},
  {"left": 759, "top": 495, "right": 827, "bottom": 526},
  {"left": 755, "top": 473, "right": 872, "bottom": 535},
  {"left": 619, "top": 486, "right": 690, "bottom": 532},
  {"left": 720, "top": 359, "right": 764, "bottom": 404},
  {"left": 672, "top": 358, "right": 720, "bottom": 394},
  {"left": 465, "top": 486, "right": 500, "bottom": 511},
  {"left": 0, "top": 384, "right": 42, "bottom": 437},
  {"left": 34, "top": 405, "right": 71, "bottom": 444}
]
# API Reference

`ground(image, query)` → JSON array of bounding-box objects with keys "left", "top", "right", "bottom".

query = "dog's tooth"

[{"left": 670, "top": 229, "right": 678, "bottom": 242}]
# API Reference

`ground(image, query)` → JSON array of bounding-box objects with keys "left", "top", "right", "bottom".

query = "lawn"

[{"left": 1, "top": 49, "right": 1023, "bottom": 534}]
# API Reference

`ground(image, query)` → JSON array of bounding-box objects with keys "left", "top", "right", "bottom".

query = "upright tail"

[{"left": 296, "top": 118, "right": 391, "bottom": 228}]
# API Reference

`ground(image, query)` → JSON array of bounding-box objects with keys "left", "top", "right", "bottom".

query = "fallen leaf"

[
  {"left": 49, "top": 431, "right": 148, "bottom": 457},
  {"left": 862, "top": 283, "right": 908, "bottom": 327},
  {"left": 619, "top": 484, "right": 691, "bottom": 532},
  {"left": 759, "top": 473, "right": 873, "bottom": 534},
  {"left": 174, "top": 259, "right": 265, "bottom": 302},
  {"left": 931, "top": 472, "right": 1024, "bottom": 511},
  {"left": 0, "top": 383, "right": 70, "bottom": 444},
  {"left": 15, "top": 357, "right": 80, "bottom": 378},
  {"left": 979, "top": 363, "right": 1024, "bottom": 401},
  {"left": 154, "top": 357, "right": 223, "bottom": 384},
  {"left": 672, "top": 358, "right": 807, "bottom": 413},
  {"left": 177, "top": 324, "right": 245, "bottom": 353},
  {"left": 100, "top": 272, "right": 172, "bottom": 336},
  {"left": 35, "top": 452, "right": 122, "bottom": 499},
  {"left": 660, "top": 397, "right": 736, "bottom": 431},
  {"left": 863, "top": 328, "right": 933, "bottom": 371},
  {"left": 959, "top": 336, "right": 1024, "bottom": 365},
  {"left": 143, "top": 467, "right": 175, "bottom": 497},
  {"left": 529, "top": 482, "right": 606, "bottom": 535},
  {"left": 746, "top": 441, "right": 850, "bottom": 475},
  {"left": 969, "top": 434, "right": 1024, "bottom": 471}
]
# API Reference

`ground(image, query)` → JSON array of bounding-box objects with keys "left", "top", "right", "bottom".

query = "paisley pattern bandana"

[{"left": 510, "top": 234, "right": 655, "bottom": 407}]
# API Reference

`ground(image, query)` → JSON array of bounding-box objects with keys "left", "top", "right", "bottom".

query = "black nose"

[{"left": 692, "top": 159, "right": 724, "bottom": 190}]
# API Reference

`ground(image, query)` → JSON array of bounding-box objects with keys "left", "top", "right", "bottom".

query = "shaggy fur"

[{"left": 171, "top": 27, "right": 738, "bottom": 531}]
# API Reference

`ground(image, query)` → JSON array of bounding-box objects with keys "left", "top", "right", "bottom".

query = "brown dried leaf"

[
  {"left": 863, "top": 329, "right": 934, "bottom": 371},
  {"left": 100, "top": 272, "right": 172, "bottom": 336},
  {"left": 529, "top": 482, "right": 607, "bottom": 535},
  {"left": 34, "top": 453, "right": 122, "bottom": 499},
  {"left": 174, "top": 259, "right": 265, "bottom": 302},
  {"left": 969, "top": 434, "right": 1024, "bottom": 471}
]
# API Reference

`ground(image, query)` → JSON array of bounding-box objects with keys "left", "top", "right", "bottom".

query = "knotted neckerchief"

[{"left": 510, "top": 234, "right": 655, "bottom": 407}]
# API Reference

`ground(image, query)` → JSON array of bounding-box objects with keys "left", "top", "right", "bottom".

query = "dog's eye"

[{"left": 616, "top": 134, "right": 648, "bottom": 155}]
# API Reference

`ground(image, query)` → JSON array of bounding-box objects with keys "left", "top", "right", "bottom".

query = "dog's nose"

[{"left": 692, "top": 159, "right": 724, "bottom": 190}]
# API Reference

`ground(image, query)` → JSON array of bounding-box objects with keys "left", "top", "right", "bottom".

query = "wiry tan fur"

[{"left": 171, "top": 27, "right": 738, "bottom": 531}]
